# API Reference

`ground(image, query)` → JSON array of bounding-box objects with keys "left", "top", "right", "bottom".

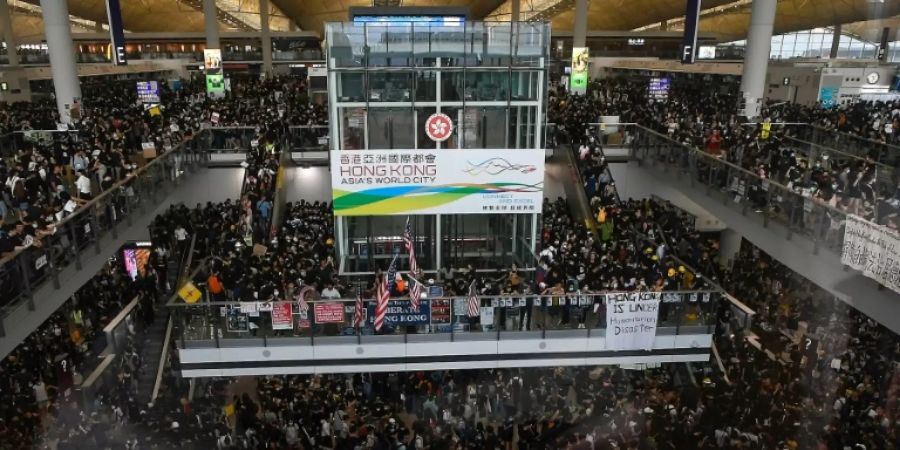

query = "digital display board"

[
  {"left": 649, "top": 77, "right": 671, "bottom": 99},
  {"left": 570, "top": 47, "right": 589, "bottom": 95},
  {"left": 136, "top": 81, "right": 160, "bottom": 104},
  {"left": 352, "top": 15, "right": 464, "bottom": 26}
]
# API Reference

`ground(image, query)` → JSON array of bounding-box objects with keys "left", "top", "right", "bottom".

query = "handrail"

[
  {"left": 634, "top": 124, "right": 856, "bottom": 221},
  {"left": 808, "top": 123, "right": 900, "bottom": 152},
  {"left": 166, "top": 289, "right": 721, "bottom": 308},
  {"left": 0, "top": 133, "right": 197, "bottom": 266},
  {"left": 783, "top": 135, "right": 894, "bottom": 170},
  {"left": 79, "top": 353, "right": 116, "bottom": 389},
  {"left": 101, "top": 296, "right": 140, "bottom": 335},
  {"left": 150, "top": 316, "right": 174, "bottom": 403}
]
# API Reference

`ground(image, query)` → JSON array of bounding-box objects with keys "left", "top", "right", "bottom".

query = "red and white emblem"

[{"left": 425, "top": 112, "right": 453, "bottom": 142}]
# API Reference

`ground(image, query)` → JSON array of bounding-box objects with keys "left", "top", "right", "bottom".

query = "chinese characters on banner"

[
  {"left": 314, "top": 303, "right": 345, "bottom": 323},
  {"left": 331, "top": 149, "right": 545, "bottom": 216},
  {"left": 841, "top": 215, "right": 900, "bottom": 294},
  {"left": 271, "top": 303, "right": 293, "bottom": 330},
  {"left": 605, "top": 293, "right": 661, "bottom": 351}
]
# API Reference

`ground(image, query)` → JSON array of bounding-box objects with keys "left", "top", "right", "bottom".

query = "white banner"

[
  {"left": 331, "top": 149, "right": 545, "bottom": 216},
  {"left": 841, "top": 215, "right": 900, "bottom": 293},
  {"left": 606, "top": 293, "right": 660, "bottom": 351}
]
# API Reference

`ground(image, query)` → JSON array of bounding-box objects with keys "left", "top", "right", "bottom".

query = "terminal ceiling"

[{"left": 3, "top": 0, "right": 899, "bottom": 43}]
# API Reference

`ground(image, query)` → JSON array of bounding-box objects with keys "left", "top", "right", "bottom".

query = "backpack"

[{"left": 208, "top": 274, "right": 223, "bottom": 294}]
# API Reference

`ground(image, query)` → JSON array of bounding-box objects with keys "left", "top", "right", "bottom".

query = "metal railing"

[
  {"left": 631, "top": 124, "right": 863, "bottom": 257},
  {"left": 168, "top": 283, "right": 720, "bottom": 349},
  {"left": 0, "top": 131, "right": 209, "bottom": 331}
]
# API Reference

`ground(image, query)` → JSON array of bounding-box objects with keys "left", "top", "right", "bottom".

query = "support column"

[
  {"left": 0, "top": 0, "right": 18, "bottom": 66},
  {"left": 829, "top": 24, "right": 841, "bottom": 59},
  {"left": 511, "top": 0, "right": 520, "bottom": 23},
  {"left": 203, "top": 0, "right": 220, "bottom": 49},
  {"left": 877, "top": 27, "right": 892, "bottom": 62},
  {"left": 739, "top": 0, "right": 776, "bottom": 118},
  {"left": 573, "top": 0, "right": 588, "bottom": 48},
  {"left": 40, "top": 0, "right": 82, "bottom": 124},
  {"left": 260, "top": 0, "right": 272, "bottom": 76}
]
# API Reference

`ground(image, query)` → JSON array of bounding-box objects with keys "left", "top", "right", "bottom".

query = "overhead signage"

[
  {"left": 331, "top": 149, "right": 545, "bottom": 216},
  {"left": 570, "top": 47, "right": 589, "bottom": 94},
  {"left": 105, "top": 0, "right": 127, "bottom": 65},
  {"left": 136, "top": 81, "right": 160, "bottom": 104},
  {"left": 204, "top": 49, "right": 224, "bottom": 96},
  {"left": 680, "top": 0, "right": 701, "bottom": 64},
  {"left": 841, "top": 215, "right": 900, "bottom": 294},
  {"left": 425, "top": 113, "right": 453, "bottom": 142},
  {"left": 606, "top": 293, "right": 660, "bottom": 351}
]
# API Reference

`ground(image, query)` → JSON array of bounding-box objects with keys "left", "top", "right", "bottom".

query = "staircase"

[{"left": 135, "top": 236, "right": 194, "bottom": 403}]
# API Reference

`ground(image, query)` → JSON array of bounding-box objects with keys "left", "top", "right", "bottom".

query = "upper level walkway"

[{"left": 611, "top": 126, "right": 900, "bottom": 334}]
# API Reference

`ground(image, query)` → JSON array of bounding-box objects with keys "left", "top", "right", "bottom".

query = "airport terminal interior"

[{"left": 2, "top": 0, "right": 900, "bottom": 449}]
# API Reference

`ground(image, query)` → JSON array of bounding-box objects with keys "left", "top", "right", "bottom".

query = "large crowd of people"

[
  {"left": 0, "top": 71, "right": 899, "bottom": 450},
  {"left": 550, "top": 77, "right": 899, "bottom": 226}
]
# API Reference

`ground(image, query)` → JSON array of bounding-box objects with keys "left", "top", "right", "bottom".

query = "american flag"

[
  {"left": 296, "top": 285, "right": 314, "bottom": 313},
  {"left": 403, "top": 217, "right": 421, "bottom": 311},
  {"left": 353, "top": 286, "right": 364, "bottom": 329},
  {"left": 375, "top": 255, "right": 398, "bottom": 332},
  {"left": 466, "top": 279, "right": 480, "bottom": 317}
]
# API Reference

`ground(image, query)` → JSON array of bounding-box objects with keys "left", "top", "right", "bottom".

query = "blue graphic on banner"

[
  {"left": 367, "top": 299, "right": 431, "bottom": 326},
  {"left": 820, "top": 87, "right": 839, "bottom": 108}
]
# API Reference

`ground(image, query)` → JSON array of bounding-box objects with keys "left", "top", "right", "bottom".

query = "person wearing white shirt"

[
  {"left": 321, "top": 283, "right": 341, "bottom": 299},
  {"left": 75, "top": 171, "right": 92, "bottom": 200}
]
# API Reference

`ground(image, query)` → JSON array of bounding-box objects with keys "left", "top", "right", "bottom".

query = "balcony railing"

[{"left": 0, "top": 132, "right": 210, "bottom": 332}]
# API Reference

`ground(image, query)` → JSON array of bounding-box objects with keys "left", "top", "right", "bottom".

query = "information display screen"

[
  {"left": 649, "top": 77, "right": 671, "bottom": 99},
  {"left": 352, "top": 15, "right": 464, "bottom": 26},
  {"left": 136, "top": 81, "right": 160, "bottom": 104}
]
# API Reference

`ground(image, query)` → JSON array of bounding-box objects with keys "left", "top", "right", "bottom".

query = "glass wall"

[
  {"left": 326, "top": 21, "right": 550, "bottom": 274},
  {"left": 719, "top": 27, "right": 883, "bottom": 60},
  {"left": 325, "top": 21, "right": 548, "bottom": 151}
]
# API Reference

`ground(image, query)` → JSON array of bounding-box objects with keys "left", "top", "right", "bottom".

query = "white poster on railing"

[
  {"left": 605, "top": 293, "right": 660, "bottom": 351},
  {"left": 841, "top": 215, "right": 900, "bottom": 293},
  {"left": 330, "top": 149, "right": 545, "bottom": 216}
]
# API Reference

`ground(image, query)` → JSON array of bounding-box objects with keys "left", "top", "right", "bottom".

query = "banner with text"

[
  {"left": 841, "top": 215, "right": 900, "bottom": 294},
  {"left": 271, "top": 303, "right": 293, "bottom": 330},
  {"left": 606, "top": 293, "right": 661, "bottom": 351},
  {"left": 366, "top": 299, "right": 431, "bottom": 327},
  {"left": 332, "top": 149, "right": 545, "bottom": 215}
]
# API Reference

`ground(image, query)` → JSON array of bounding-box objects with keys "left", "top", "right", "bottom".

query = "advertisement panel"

[
  {"left": 570, "top": 47, "right": 589, "bottom": 94},
  {"left": 314, "top": 303, "right": 345, "bottom": 323},
  {"left": 203, "top": 49, "right": 222, "bottom": 74},
  {"left": 331, "top": 149, "right": 545, "bottom": 216},
  {"left": 204, "top": 49, "right": 223, "bottom": 96}
]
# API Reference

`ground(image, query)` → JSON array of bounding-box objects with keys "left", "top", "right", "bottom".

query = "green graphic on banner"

[{"left": 206, "top": 74, "right": 225, "bottom": 94}]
